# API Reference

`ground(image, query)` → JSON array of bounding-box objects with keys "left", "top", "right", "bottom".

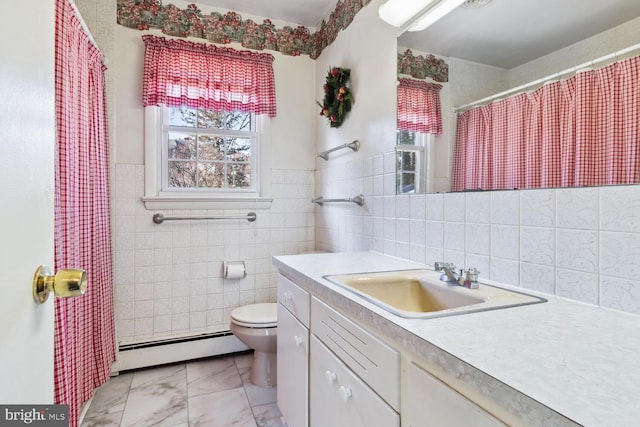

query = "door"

[{"left": 0, "top": 0, "right": 56, "bottom": 403}]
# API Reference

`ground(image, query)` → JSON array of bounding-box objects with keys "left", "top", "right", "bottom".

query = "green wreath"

[{"left": 317, "top": 67, "right": 354, "bottom": 128}]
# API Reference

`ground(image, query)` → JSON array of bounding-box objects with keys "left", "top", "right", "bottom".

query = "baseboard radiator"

[{"left": 111, "top": 331, "right": 249, "bottom": 373}]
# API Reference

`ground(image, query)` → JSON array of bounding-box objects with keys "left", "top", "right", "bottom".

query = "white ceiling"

[
  {"left": 195, "top": 0, "right": 640, "bottom": 69},
  {"left": 399, "top": 0, "right": 640, "bottom": 69}
]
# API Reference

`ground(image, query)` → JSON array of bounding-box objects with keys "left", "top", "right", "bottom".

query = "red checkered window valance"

[
  {"left": 142, "top": 35, "right": 277, "bottom": 117},
  {"left": 397, "top": 78, "right": 443, "bottom": 135},
  {"left": 452, "top": 55, "right": 640, "bottom": 191}
]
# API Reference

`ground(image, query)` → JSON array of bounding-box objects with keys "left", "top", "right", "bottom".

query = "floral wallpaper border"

[
  {"left": 117, "top": 0, "right": 371, "bottom": 59},
  {"left": 398, "top": 48, "right": 448, "bottom": 83}
]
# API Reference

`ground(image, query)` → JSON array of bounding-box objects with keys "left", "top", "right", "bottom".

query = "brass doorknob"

[{"left": 33, "top": 265, "right": 87, "bottom": 304}]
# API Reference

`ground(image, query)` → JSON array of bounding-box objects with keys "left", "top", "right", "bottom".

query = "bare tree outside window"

[{"left": 166, "top": 107, "right": 253, "bottom": 189}]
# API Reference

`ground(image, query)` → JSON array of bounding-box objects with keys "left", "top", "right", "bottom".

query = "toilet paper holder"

[{"left": 224, "top": 261, "right": 247, "bottom": 279}]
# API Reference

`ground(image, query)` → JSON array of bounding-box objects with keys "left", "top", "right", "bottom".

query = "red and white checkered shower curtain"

[
  {"left": 452, "top": 55, "right": 640, "bottom": 191},
  {"left": 54, "top": 1, "right": 115, "bottom": 426}
]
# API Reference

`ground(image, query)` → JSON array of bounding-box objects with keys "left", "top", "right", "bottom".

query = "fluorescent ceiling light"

[
  {"left": 408, "top": 0, "right": 466, "bottom": 31},
  {"left": 378, "top": 0, "right": 438, "bottom": 28},
  {"left": 378, "top": 0, "right": 466, "bottom": 31}
]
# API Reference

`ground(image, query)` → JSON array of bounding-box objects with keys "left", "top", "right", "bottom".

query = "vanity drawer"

[
  {"left": 278, "top": 274, "right": 310, "bottom": 327},
  {"left": 311, "top": 297, "right": 400, "bottom": 411}
]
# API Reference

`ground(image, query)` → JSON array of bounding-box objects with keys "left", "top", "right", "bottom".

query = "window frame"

[
  {"left": 161, "top": 106, "right": 258, "bottom": 194},
  {"left": 143, "top": 105, "right": 272, "bottom": 210},
  {"left": 396, "top": 131, "right": 435, "bottom": 194}
]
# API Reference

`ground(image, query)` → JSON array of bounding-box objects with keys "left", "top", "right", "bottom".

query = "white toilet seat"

[{"left": 230, "top": 303, "right": 277, "bottom": 328}]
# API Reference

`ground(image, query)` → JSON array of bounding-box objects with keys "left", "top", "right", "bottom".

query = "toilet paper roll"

[{"left": 225, "top": 261, "right": 246, "bottom": 279}]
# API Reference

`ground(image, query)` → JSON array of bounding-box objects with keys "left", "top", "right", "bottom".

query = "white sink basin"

[{"left": 324, "top": 269, "right": 546, "bottom": 319}]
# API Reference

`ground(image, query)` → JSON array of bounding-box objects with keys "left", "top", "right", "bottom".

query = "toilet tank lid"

[{"left": 231, "top": 303, "right": 277, "bottom": 325}]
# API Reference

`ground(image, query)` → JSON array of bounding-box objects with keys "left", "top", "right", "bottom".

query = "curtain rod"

[
  {"left": 453, "top": 42, "right": 640, "bottom": 113},
  {"left": 68, "top": 0, "right": 108, "bottom": 65}
]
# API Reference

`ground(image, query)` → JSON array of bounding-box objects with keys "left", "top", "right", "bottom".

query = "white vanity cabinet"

[
  {"left": 402, "top": 360, "right": 507, "bottom": 427},
  {"left": 277, "top": 275, "right": 310, "bottom": 427},
  {"left": 310, "top": 335, "right": 399, "bottom": 427},
  {"left": 276, "top": 272, "right": 510, "bottom": 427},
  {"left": 310, "top": 297, "right": 400, "bottom": 427}
]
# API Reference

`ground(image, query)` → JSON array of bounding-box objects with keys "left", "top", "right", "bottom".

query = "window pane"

[
  {"left": 398, "top": 172, "right": 416, "bottom": 194},
  {"left": 397, "top": 151, "right": 417, "bottom": 172},
  {"left": 197, "top": 162, "right": 223, "bottom": 188},
  {"left": 169, "top": 106, "right": 197, "bottom": 127},
  {"left": 198, "top": 135, "right": 225, "bottom": 161},
  {"left": 168, "top": 161, "right": 196, "bottom": 187},
  {"left": 226, "top": 163, "right": 251, "bottom": 188},
  {"left": 226, "top": 138, "right": 251, "bottom": 162},
  {"left": 168, "top": 133, "right": 196, "bottom": 159},
  {"left": 224, "top": 111, "right": 251, "bottom": 131},
  {"left": 197, "top": 109, "right": 252, "bottom": 131},
  {"left": 197, "top": 109, "right": 225, "bottom": 129},
  {"left": 397, "top": 130, "right": 417, "bottom": 146}
]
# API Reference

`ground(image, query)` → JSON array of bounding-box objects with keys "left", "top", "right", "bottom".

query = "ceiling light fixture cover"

[
  {"left": 378, "top": 0, "right": 438, "bottom": 28},
  {"left": 378, "top": 0, "right": 467, "bottom": 31},
  {"left": 462, "top": 0, "right": 493, "bottom": 8},
  {"left": 408, "top": 0, "right": 467, "bottom": 31}
]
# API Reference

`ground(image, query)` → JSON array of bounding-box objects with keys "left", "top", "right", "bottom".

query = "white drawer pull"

[
  {"left": 294, "top": 336, "right": 304, "bottom": 347},
  {"left": 283, "top": 291, "right": 293, "bottom": 302},
  {"left": 325, "top": 370, "right": 337, "bottom": 384},
  {"left": 339, "top": 385, "right": 352, "bottom": 402}
]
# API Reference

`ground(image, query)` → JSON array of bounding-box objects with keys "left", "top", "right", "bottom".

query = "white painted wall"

[{"left": 315, "top": 0, "right": 399, "bottom": 163}]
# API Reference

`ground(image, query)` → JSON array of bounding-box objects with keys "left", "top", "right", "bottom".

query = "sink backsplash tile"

[
  {"left": 557, "top": 187, "right": 599, "bottom": 229},
  {"left": 315, "top": 152, "right": 640, "bottom": 316}
]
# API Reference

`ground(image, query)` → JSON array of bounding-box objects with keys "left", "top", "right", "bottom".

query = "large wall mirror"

[{"left": 396, "top": 0, "right": 640, "bottom": 194}]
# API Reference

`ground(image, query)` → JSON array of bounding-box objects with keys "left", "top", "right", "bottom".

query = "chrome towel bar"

[
  {"left": 153, "top": 212, "right": 257, "bottom": 224},
  {"left": 312, "top": 194, "right": 364, "bottom": 206},
  {"left": 317, "top": 140, "right": 360, "bottom": 161}
]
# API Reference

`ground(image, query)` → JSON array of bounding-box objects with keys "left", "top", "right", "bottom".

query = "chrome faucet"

[{"left": 434, "top": 262, "right": 480, "bottom": 289}]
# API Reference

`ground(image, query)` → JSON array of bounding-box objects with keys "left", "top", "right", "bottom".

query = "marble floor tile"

[
  {"left": 129, "top": 363, "right": 186, "bottom": 389},
  {"left": 188, "top": 387, "right": 257, "bottom": 427},
  {"left": 186, "top": 356, "right": 242, "bottom": 398},
  {"left": 84, "top": 372, "right": 132, "bottom": 418},
  {"left": 81, "top": 411, "right": 123, "bottom": 427},
  {"left": 235, "top": 352, "right": 254, "bottom": 369},
  {"left": 239, "top": 367, "right": 277, "bottom": 407},
  {"left": 85, "top": 353, "right": 279, "bottom": 427},
  {"left": 120, "top": 364, "right": 188, "bottom": 427},
  {"left": 252, "top": 403, "right": 283, "bottom": 427}
]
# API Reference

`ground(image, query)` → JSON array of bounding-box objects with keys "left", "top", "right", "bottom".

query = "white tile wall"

[
  {"left": 113, "top": 165, "right": 315, "bottom": 344},
  {"left": 316, "top": 152, "right": 640, "bottom": 316}
]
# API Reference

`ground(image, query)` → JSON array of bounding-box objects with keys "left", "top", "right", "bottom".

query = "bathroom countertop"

[{"left": 273, "top": 251, "right": 640, "bottom": 427}]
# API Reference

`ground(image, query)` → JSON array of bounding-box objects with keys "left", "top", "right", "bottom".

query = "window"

[
  {"left": 396, "top": 130, "right": 434, "bottom": 194},
  {"left": 140, "top": 35, "right": 276, "bottom": 209},
  {"left": 164, "top": 106, "right": 257, "bottom": 192},
  {"left": 143, "top": 105, "right": 271, "bottom": 210}
]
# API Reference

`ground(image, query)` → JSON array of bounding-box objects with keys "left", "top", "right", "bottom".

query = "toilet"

[{"left": 230, "top": 302, "right": 278, "bottom": 387}]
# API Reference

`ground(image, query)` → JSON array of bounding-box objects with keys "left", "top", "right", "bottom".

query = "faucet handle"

[
  {"left": 465, "top": 267, "right": 479, "bottom": 281},
  {"left": 434, "top": 261, "right": 456, "bottom": 271},
  {"left": 462, "top": 267, "right": 480, "bottom": 289}
]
